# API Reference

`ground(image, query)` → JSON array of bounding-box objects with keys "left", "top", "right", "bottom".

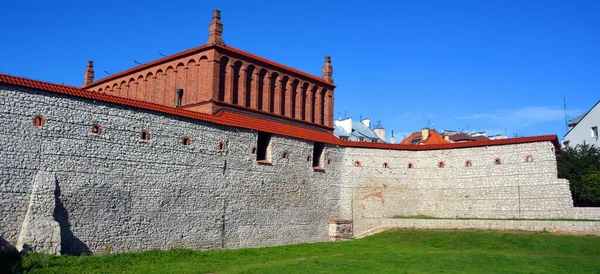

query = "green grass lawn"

[
  {"left": 393, "top": 215, "right": 600, "bottom": 222},
  {"left": 11, "top": 229, "right": 600, "bottom": 273}
]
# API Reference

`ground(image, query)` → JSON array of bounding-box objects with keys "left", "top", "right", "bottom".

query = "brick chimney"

[
  {"left": 207, "top": 9, "right": 224, "bottom": 46},
  {"left": 83, "top": 60, "right": 94, "bottom": 87},
  {"left": 322, "top": 56, "right": 334, "bottom": 84}
]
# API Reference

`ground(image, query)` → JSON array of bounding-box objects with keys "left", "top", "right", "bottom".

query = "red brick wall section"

[{"left": 84, "top": 47, "right": 336, "bottom": 127}]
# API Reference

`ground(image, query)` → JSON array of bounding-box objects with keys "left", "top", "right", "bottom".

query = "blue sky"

[{"left": 1, "top": 0, "right": 598, "bottom": 141}]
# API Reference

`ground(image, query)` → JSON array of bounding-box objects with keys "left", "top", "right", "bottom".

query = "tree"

[{"left": 557, "top": 144, "right": 600, "bottom": 206}]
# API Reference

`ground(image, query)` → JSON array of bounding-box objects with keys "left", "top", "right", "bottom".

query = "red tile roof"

[
  {"left": 448, "top": 133, "right": 489, "bottom": 142},
  {"left": 342, "top": 135, "right": 560, "bottom": 152},
  {"left": 86, "top": 44, "right": 334, "bottom": 89},
  {"left": 1, "top": 74, "right": 340, "bottom": 145},
  {"left": 1, "top": 74, "right": 560, "bottom": 152},
  {"left": 399, "top": 129, "right": 451, "bottom": 145}
]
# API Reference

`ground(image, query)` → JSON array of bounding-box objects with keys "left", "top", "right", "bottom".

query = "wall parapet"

[{"left": 356, "top": 219, "right": 600, "bottom": 238}]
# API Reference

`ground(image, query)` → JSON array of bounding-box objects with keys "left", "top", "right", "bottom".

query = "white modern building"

[{"left": 564, "top": 101, "right": 600, "bottom": 148}]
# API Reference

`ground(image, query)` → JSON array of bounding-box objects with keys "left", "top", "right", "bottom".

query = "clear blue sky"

[{"left": 2, "top": 0, "right": 598, "bottom": 141}]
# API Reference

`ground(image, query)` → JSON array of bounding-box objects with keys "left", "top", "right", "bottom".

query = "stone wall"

[
  {"left": 358, "top": 219, "right": 600, "bottom": 237},
  {"left": 339, "top": 144, "right": 578, "bottom": 234},
  {"left": 0, "top": 84, "right": 343, "bottom": 254},
  {"left": 1, "top": 83, "right": 597, "bottom": 255}
]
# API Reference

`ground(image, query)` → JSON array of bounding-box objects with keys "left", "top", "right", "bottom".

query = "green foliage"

[
  {"left": 580, "top": 171, "right": 600, "bottom": 204},
  {"left": 20, "top": 230, "right": 600, "bottom": 273},
  {"left": 558, "top": 144, "right": 600, "bottom": 206}
]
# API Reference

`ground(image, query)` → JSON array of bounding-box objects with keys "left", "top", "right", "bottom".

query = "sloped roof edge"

[
  {"left": 86, "top": 44, "right": 334, "bottom": 89},
  {"left": 1, "top": 74, "right": 559, "bottom": 152},
  {"left": 564, "top": 100, "right": 600, "bottom": 137}
]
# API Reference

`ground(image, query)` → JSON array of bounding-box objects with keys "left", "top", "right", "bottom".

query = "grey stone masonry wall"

[
  {"left": 0, "top": 84, "right": 343, "bottom": 254},
  {"left": 16, "top": 171, "right": 61, "bottom": 255},
  {"left": 1, "top": 83, "right": 597, "bottom": 255},
  {"left": 340, "top": 144, "right": 581, "bottom": 235}
]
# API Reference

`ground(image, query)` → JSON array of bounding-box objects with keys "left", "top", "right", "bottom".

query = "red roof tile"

[
  {"left": 1, "top": 74, "right": 340, "bottom": 145},
  {"left": 448, "top": 134, "right": 489, "bottom": 142},
  {"left": 1, "top": 74, "right": 559, "bottom": 152},
  {"left": 86, "top": 44, "right": 334, "bottom": 89},
  {"left": 399, "top": 130, "right": 451, "bottom": 145},
  {"left": 342, "top": 135, "right": 560, "bottom": 152}
]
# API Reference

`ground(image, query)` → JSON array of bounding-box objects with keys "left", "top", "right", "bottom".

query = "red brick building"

[{"left": 83, "top": 10, "right": 336, "bottom": 131}]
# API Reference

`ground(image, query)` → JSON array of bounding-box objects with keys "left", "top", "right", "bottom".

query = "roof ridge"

[
  {"left": 218, "top": 45, "right": 333, "bottom": 86},
  {"left": 86, "top": 44, "right": 334, "bottom": 89},
  {"left": 564, "top": 100, "right": 600, "bottom": 137},
  {"left": 86, "top": 44, "right": 212, "bottom": 88}
]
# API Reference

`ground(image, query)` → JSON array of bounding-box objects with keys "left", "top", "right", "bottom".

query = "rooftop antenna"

[
  {"left": 431, "top": 121, "right": 434, "bottom": 130},
  {"left": 344, "top": 111, "right": 347, "bottom": 118},
  {"left": 563, "top": 97, "right": 569, "bottom": 133},
  {"left": 134, "top": 59, "right": 142, "bottom": 65},
  {"left": 158, "top": 52, "right": 167, "bottom": 57},
  {"left": 104, "top": 70, "right": 113, "bottom": 75}
]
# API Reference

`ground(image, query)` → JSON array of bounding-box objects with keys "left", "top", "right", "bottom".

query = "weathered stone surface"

[
  {"left": 339, "top": 145, "right": 580, "bottom": 234},
  {"left": 16, "top": 171, "right": 61, "bottom": 255},
  {"left": 1, "top": 84, "right": 598, "bottom": 255},
  {"left": 0, "top": 85, "right": 342, "bottom": 254}
]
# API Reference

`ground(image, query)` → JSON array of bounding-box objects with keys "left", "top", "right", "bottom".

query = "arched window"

[
  {"left": 280, "top": 76, "right": 289, "bottom": 116},
  {"left": 408, "top": 163, "right": 414, "bottom": 169},
  {"left": 438, "top": 161, "right": 445, "bottom": 168},
  {"left": 91, "top": 124, "right": 102, "bottom": 134},
  {"left": 282, "top": 152, "right": 289, "bottom": 159},
  {"left": 218, "top": 57, "right": 229, "bottom": 101},
  {"left": 494, "top": 158, "right": 502, "bottom": 165},
  {"left": 232, "top": 61, "right": 243, "bottom": 105},
  {"left": 140, "top": 130, "right": 150, "bottom": 140},
  {"left": 353, "top": 160, "right": 362, "bottom": 167},
  {"left": 383, "top": 162, "right": 389, "bottom": 168},
  {"left": 182, "top": 136, "right": 191, "bottom": 146},
  {"left": 218, "top": 141, "right": 226, "bottom": 151},
  {"left": 269, "top": 72, "right": 279, "bottom": 113},
  {"left": 245, "top": 65, "right": 255, "bottom": 108},
  {"left": 311, "top": 86, "right": 318, "bottom": 122},
  {"left": 251, "top": 147, "right": 257, "bottom": 154},
  {"left": 301, "top": 83, "right": 308, "bottom": 120},
  {"left": 465, "top": 160, "right": 473, "bottom": 167},
  {"left": 34, "top": 115, "right": 45, "bottom": 127},
  {"left": 306, "top": 155, "right": 312, "bottom": 162}
]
